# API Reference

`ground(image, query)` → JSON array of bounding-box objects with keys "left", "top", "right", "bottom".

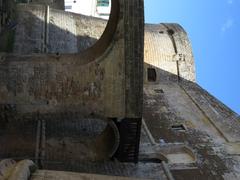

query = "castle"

[{"left": 0, "top": 0, "right": 240, "bottom": 179}]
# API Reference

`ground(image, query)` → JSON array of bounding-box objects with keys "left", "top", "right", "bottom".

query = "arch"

[
  {"left": 1, "top": 0, "right": 144, "bottom": 163},
  {"left": 59, "top": 0, "right": 119, "bottom": 64},
  {"left": 94, "top": 119, "right": 120, "bottom": 159}
]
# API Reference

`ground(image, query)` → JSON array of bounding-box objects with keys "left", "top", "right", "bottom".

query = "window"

[
  {"left": 147, "top": 68, "right": 157, "bottom": 82},
  {"left": 65, "top": 5, "right": 72, "bottom": 10},
  {"left": 171, "top": 124, "right": 186, "bottom": 131},
  {"left": 154, "top": 89, "right": 164, "bottom": 94},
  {"left": 97, "top": 0, "right": 109, "bottom": 7}
]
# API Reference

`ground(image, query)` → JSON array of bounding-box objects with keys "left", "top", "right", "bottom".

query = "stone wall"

[
  {"left": 0, "top": 0, "right": 144, "bottom": 163},
  {"left": 9, "top": 4, "right": 196, "bottom": 83},
  {"left": 144, "top": 23, "right": 196, "bottom": 82},
  {"left": 0, "top": 0, "right": 15, "bottom": 32},
  {"left": 13, "top": 4, "right": 46, "bottom": 53},
  {"left": 13, "top": 4, "right": 106, "bottom": 54},
  {"left": 30, "top": 0, "right": 65, "bottom": 10},
  {"left": 0, "top": 0, "right": 144, "bottom": 119}
]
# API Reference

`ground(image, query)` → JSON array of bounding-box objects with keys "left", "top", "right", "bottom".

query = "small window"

[
  {"left": 171, "top": 124, "right": 186, "bottom": 131},
  {"left": 99, "top": 13, "right": 109, "bottom": 16},
  {"left": 147, "top": 68, "right": 157, "bottom": 82},
  {"left": 97, "top": 0, "right": 110, "bottom": 7},
  {"left": 65, "top": 5, "right": 72, "bottom": 10},
  {"left": 154, "top": 89, "right": 164, "bottom": 94},
  {"left": 167, "top": 29, "right": 175, "bottom": 36}
]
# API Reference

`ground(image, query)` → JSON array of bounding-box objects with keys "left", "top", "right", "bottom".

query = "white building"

[{"left": 64, "top": 0, "right": 111, "bottom": 19}]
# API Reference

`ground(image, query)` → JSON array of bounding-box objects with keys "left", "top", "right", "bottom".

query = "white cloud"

[{"left": 221, "top": 19, "right": 234, "bottom": 32}]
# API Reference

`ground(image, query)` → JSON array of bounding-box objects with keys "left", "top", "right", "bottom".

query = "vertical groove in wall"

[
  {"left": 162, "top": 23, "right": 178, "bottom": 54},
  {"left": 40, "top": 119, "right": 46, "bottom": 169},
  {"left": 44, "top": 5, "right": 49, "bottom": 53},
  {"left": 35, "top": 118, "right": 41, "bottom": 166},
  {"left": 176, "top": 60, "right": 181, "bottom": 82},
  {"left": 163, "top": 23, "right": 181, "bottom": 81}
]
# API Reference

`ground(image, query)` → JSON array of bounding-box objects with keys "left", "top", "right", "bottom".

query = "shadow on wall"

[
  {"left": 0, "top": 0, "right": 145, "bottom": 168},
  {"left": 0, "top": 4, "right": 238, "bottom": 119},
  {"left": 144, "top": 62, "right": 240, "bottom": 118},
  {"left": 0, "top": 1, "right": 239, "bottom": 173},
  {"left": 0, "top": 5, "right": 107, "bottom": 54},
  {"left": 29, "top": 0, "right": 65, "bottom": 10},
  {"left": 0, "top": 5, "right": 239, "bottom": 119},
  {"left": 0, "top": 63, "right": 239, "bottom": 172},
  {"left": 143, "top": 65, "right": 240, "bottom": 180},
  {"left": 15, "top": 0, "right": 65, "bottom": 10}
]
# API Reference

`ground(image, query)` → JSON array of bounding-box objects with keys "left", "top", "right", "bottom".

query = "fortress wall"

[
  {"left": 0, "top": 0, "right": 144, "bottom": 119},
  {"left": 13, "top": 4, "right": 106, "bottom": 54},
  {"left": 11, "top": 4, "right": 196, "bottom": 83},
  {"left": 48, "top": 8, "right": 79, "bottom": 53},
  {"left": 144, "top": 23, "right": 196, "bottom": 82},
  {"left": 180, "top": 80, "right": 240, "bottom": 142},
  {"left": 13, "top": 4, "right": 46, "bottom": 54},
  {"left": 48, "top": 8, "right": 106, "bottom": 53},
  {"left": 0, "top": 0, "right": 145, "bottom": 163},
  {"left": 144, "top": 78, "right": 240, "bottom": 143},
  {"left": 143, "top": 75, "right": 240, "bottom": 178}
]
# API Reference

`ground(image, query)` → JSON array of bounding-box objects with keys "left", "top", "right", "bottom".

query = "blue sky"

[{"left": 144, "top": 0, "right": 240, "bottom": 114}]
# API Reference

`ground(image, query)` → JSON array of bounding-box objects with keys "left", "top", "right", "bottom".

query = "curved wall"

[
  {"left": 9, "top": 6, "right": 196, "bottom": 82},
  {"left": 144, "top": 23, "right": 196, "bottom": 82},
  {"left": 0, "top": 0, "right": 144, "bottom": 119}
]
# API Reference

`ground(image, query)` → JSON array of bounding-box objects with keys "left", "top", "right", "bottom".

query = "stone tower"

[{"left": 0, "top": 0, "right": 240, "bottom": 179}]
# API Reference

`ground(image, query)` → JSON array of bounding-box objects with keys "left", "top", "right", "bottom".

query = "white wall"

[{"left": 64, "top": 0, "right": 110, "bottom": 19}]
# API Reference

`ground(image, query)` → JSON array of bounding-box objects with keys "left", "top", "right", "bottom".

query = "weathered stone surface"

[
  {"left": 0, "top": 0, "right": 15, "bottom": 32},
  {"left": 0, "top": 0, "right": 144, "bottom": 164},
  {"left": 8, "top": 6, "right": 195, "bottom": 82},
  {"left": 144, "top": 23, "right": 196, "bottom": 82},
  {"left": 11, "top": 4, "right": 105, "bottom": 54},
  {"left": 1, "top": 0, "right": 240, "bottom": 179},
  {"left": 31, "top": 170, "right": 155, "bottom": 180},
  {"left": 0, "top": 0, "right": 144, "bottom": 119},
  {"left": 30, "top": 0, "right": 65, "bottom": 10}
]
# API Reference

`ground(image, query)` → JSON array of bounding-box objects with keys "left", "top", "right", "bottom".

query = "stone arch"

[
  {"left": 61, "top": 0, "right": 120, "bottom": 64},
  {"left": 0, "top": 0, "right": 144, "bottom": 163}
]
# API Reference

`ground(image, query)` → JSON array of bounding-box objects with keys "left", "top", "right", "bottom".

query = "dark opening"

[
  {"left": 154, "top": 89, "right": 164, "bottom": 94},
  {"left": 167, "top": 29, "right": 175, "bottom": 36},
  {"left": 171, "top": 124, "right": 186, "bottom": 131},
  {"left": 147, "top": 68, "right": 157, "bottom": 82},
  {"left": 140, "top": 158, "right": 162, "bottom": 164}
]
